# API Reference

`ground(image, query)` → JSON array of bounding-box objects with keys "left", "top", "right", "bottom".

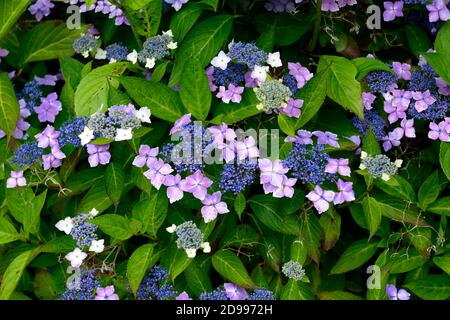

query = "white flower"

[
  {"left": 211, "top": 51, "right": 230, "bottom": 70},
  {"left": 163, "top": 30, "right": 174, "bottom": 37},
  {"left": 185, "top": 248, "right": 197, "bottom": 258},
  {"left": 267, "top": 52, "right": 282, "bottom": 68},
  {"left": 82, "top": 51, "right": 90, "bottom": 58},
  {"left": 79, "top": 126, "right": 94, "bottom": 146},
  {"left": 89, "top": 208, "right": 99, "bottom": 217},
  {"left": 166, "top": 224, "right": 177, "bottom": 233},
  {"left": 115, "top": 128, "right": 133, "bottom": 141},
  {"left": 95, "top": 48, "right": 107, "bottom": 60},
  {"left": 201, "top": 242, "right": 211, "bottom": 253},
  {"left": 145, "top": 57, "right": 156, "bottom": 69},
  {"left": 360, "top": 151, "right": 368, "bottom": 159},
  {"left": 89, "top": 239, "right": 105, "bottom": 253},
  {"left": 394, "top": 159, "right": 403, "bottom": 168},
  {"left": 167, "top": 41, "right": 178, "bottom": 50},
  {"left": 109, "top": 58, "right": 117, "bottom": 64},
  {"left": 136, "top": 107, "right": 151, "bottom": 123},
  {"left": 65, "top": 248, "right": 87, "bottom": 268},
  {"left": 55, "top": 217, "right": 73, "bottom": 235},
  {"left": 359, "top": 163, "right": 366, "bottom": 170},
  {"left": 251, "top": 65, "right": 269, "bottom": 83},
  {"left": 381, "top": 173, "right": 391, "bottom": 181},
  {"left": 127, "top": 50, "right": 138, "bottom": 64}
]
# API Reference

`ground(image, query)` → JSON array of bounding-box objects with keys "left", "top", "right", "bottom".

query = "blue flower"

[
  {"left": 366, "top": 70, "right": 397, "bottom": 93},
  {"left": 212, "top": 63, "right": 247, "bottom": 87},
  {"left": 247, "top": 289, "right": 276, "bottom": 300},
  {"left": 70, "top": 214, "right": 98, "bottom": 248},
  {"left": 218, "top": 159, "right": 258, "bottom": 194},
  {"left": 352, "top": 109, "right": 387, "bottom": 141},
  {"left": 11, "top": 142, "right": 43, "bottom": 168},
  {"left": 58, "top": 117, "right": 88, "bottom": 147},
  {"left": 227, "top": 42, "right": 268, "bottom": 68},
  {"left": 105, "top": 43, "right": 129, "bottom": 61},
  {"left": 136, "top": 265, "right": 177, "bottom": 300},
  {"left": 199, "top": 288, "right": 228, "bottom": 300},
  {"left": 60, "top": 269, "right": 100, "bottom": 300}
]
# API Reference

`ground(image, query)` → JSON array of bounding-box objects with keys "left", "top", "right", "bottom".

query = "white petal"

[{"left": 166, "top": 224, "right": 177, "bottom": 233}]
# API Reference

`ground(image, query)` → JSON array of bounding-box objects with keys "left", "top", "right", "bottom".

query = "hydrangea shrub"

[{"left": 0, "top": 0, "right": 449, "bottom": 301}]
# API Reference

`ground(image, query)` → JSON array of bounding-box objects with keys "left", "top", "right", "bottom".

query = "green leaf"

[
  {"left": 0, "top": 73, "right": 20, "bottom": 137},
  {"left": 170, "top": 15, "right": 233, "bottom": 86},
  {"left": 161, "top": 243, "right": 193, "bottom": 282},
  {"left": 17, "top": 21, "right": 87, "bottom": 65},
  {"left": 65, "top": 167, "right": 105, "bottom": 195},
  {"left": 212, "top": 249, "right": 255, "bottom": 288},
  {"left": 423, "top": 52, "right": 450, "bottom": 84},
  {"left": 120, "top": 76, "right": 185, "bottom": 122},
  {"left": 362, "top": 129, "right": 381, "bottom": 155},
  {"left": 439, "top": 142, "right": 450, "bottom": 181},
  {"left": 105, "top": 163, "right": 125, "bottom": 205},
  {"left": 0, "top": 217, "right": 19, "bottom": 244},
  {"left": 387, "top": 249, "right": 426, "bottom": 274},
  {"left": 375, "top": 175, "right": 416, "bottom": 202},
  {"left": 418, "top": 170, "right": 447, "bottom": 210},
  {"left": 6, "top": 187, "right": 35, "bottom": 223},
  {"left": 211, "top": 89, "right": 262, "bottom": 124},
  {"left": 290, "top": 238, "right": 308, "bottom": 265},
  {"left": 59, "top": 57, "right": 84, "bottom": 89},
  {"left": 405, "top": 25, "right": 432, "bottom": 57},
  {"left": 435, "top": 21, "right": 450, "bottom": 54},
  {"left": 93, "top": 214, "right": 133, "bottom": 240},
  {"left": 0, "top": 248, "right": 40, "bottom": 300},
  {"left": 317, "top": 291, "right": 363, "bottom": 300},
  {"left": 75, "top": 63, "right": 129, "bottom": 116},
  {"left": 427, "top": 197, "right": 450, "bottom": 216},
  {"left": 121, "top": 0, "right": 152, "bottom": 10},
  {"left": 234, "top": 192, "right": 246, "bottom": 219},
  {"left": 254, "top": 13, "right": 314, "bottom": 47},
  {"left": 278, "top": 71, "right": 327, "bottom": 136},
  {"left": 319, "top": 210, "right": 341, "bottom": 251},
  {"left": 23, "top": 190, "right": 47, "bottom": 236},
  {"left": 281, "top": 280, "right": 314, "bottom": 300},
  {"left": 299, "top": 213, "right": 321, "bottom": 264},
  {"left": 248, "top": 195, "right": 300, "bottom": 235},
  {"left": 404, "top": 276, "right": 450, "bottom": 300},
  {"left": 375, "top": 196, "right": 428, "bottom": 226},
  {"left": 33, "top": 269, "right": 58, "bottom": 300},
  {"left": 131, "top": 188, "right": 168, "bottom": 237},
  {"left": 433, "top": 256, "right": 450, "bottom": 275},
  {"left": 179, "top": 57, "right": 211, "bottom": 120},
  {"left": 330, "top": 239, "right": 378, "bottom": 274},
  {"left": 0, "top": 0, "right": 31, "bottom": 41},
  {"left": 78, "top": 181, "right": 113, "bottom": 214},
  {"left": 127, "top": 244, "right": 155, "bottom": 295},
  {"left": 362, "top": 196, "right": 382, "bottom": 239},
  {"left": 351, "top": 57, "right": 393, "bottom": 80},
  {"left": 318, "top": 55, "right": 363, "bottom": 119},
  {"left": 184, "top": 261, "right": 213, "bottom": 297},
  {"left": 169, "top": 2, "right": 205, "bottom": 43}
]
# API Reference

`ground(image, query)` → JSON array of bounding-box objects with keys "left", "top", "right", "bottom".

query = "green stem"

[{"left": 308, "top": 0, "right": 323, "bottom": 52}]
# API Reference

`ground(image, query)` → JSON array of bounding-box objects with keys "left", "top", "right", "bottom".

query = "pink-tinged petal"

[
  {"left": 216, "top": 202, "right": 229, "bottom": 214},
  {"left": 16, "top": 177, "right": 27, "bottom": 187},
  {"left": 6, "top": 178, "right": 17, "bottom": 188},
  {"left": 201, "top": 205, "right": 217, "bottom": 223},
  {"left": 313, "top": 199, "right": 330, "bottom": 214},
  {"left": 396, "top": 289, "right": 411, "bottom": 300},
  {"left": 132, "top": 155, "right": 147, "bottom": 167},
  {"left": 322, "top": 190, "right": 336, "bottom": 202},
  {"left": 88, "top": 154, "right": 100, "bottom": 167},
  {"left": 386, "top": 284, "right": 398, "bottom": 300},
  {"left": 167, "top": 186, "right": 183, "bottom": 203},
  {"left": 306, "top": 190, "right": 320, "bottom": 202}
]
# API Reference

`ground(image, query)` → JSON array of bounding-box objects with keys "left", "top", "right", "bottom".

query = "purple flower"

[
  {"left": 216, "top": 84, "right": 244, "bottom": 104},
  {"left": 412, "top": 90, "right": 436, "bottom": 113},
  {"left": 87, "top": 144, "right": 111, "bottom": 167},
  {"left": 206, "top": 67, "right": 217, "bottom": 92},
  {"left": 95, "top": 286, "right": 119, "bottom": 300},
  {"left": 244, "top": 71, "right": 259, "bottom": 88},
  {"left": 426, "top": 0, "right": 450, "bottom": 22},
  {"left": 0, "top": 48, "right": 9, "bottom": 62},
  {"left": 383, "top": 1, "right": 403, "bottom": 22},
  {"left": 29, "top": 0, "right": 55, "bottom": 21},
  {"left": 272, "top": 175, "right": 297, "bottom": 198},
  {"left": 382, "top": 127, "right": 404, "bottom": 151},
  {"left": 436, "top": 78, "right": 450, "bottom": 96},
  {"left": 384, "top": 90, "right": 410, "bottom": 123},
  {"left": 133, "top": 145, "right": 159, "bottom": 168},
  {"left": 280, "top": 98, "right": 303, "bottom": 118},
  {"left": 165, "top": 0, "right": 189, "bottom": 11},
  {"left": 428, "top": 121, "right": 450, "bottom": 141},
  {"left": 392, "top": 62, "right": 411, "bottom": 80},
  {"left": 400, "top": 118, "right": 416, "bottom": 138},
  {"left": 386, "top": 284, "right": 411, "bottom": 300},
  {"left": 208, "top": 124, "right": 236, "bottom": 149},
  {"left": 325, "top": 158, "right": 351, "bottom": 176},
  {"left": 201, "top": 191, "right": 229, "bottom": 223},
  {"left": 170, "top": 114, "right": 191, "bottom": 135},
  {"left": 362, "top": 92, "right": 376, "bottom": 110},
  {"left": 306, "top": 185, "right": 335, "bottom": 214},
  {"left": 224, "top": 283, "right": 248, "bottom": 300},
  {"left": 176, "top": 292, "right": 192, "bottom": 300},
  {"left": 182, "top": 170, "right": 213, "bottom": 200},
  {"left": 6, "top": 171, "right": 26, "bottom": 188},
  {"left": 236, "top": 137, "right": 259, "bottom": 160},
  {"left": 144, "top": 159, "right": 174, "bottom": 189},
  {"left": 34, "top": 93, "right": 62, "bottom": 123},
  {"left": 35, "top": 125, "right": 59, "bottom": 148},
  {"left": 258, "top": 158, "right": 289, "bottom": 186},
  {"left": 322, "top": 0, "right": 339, "bottom": 12},
  {"left": 42, "top": 153, "right": 62, "bottom": 170},
  {"left": 35, "top": 74, "right": 58, "bottom": 86},
  {"left": 163, "top": 174, "right": 184, "bottom": 203},
  {"left": 313, "top": 131, "right": 340, "bottom": 147},
  {"left": 285, "top": 129, "right": 313, "bottom": 145},
  {"left": 288, "top": 62, "right": 313, "bottom": 89},
  {"left": 333, "top": 179, "right": 355, "bottom": 205}
]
